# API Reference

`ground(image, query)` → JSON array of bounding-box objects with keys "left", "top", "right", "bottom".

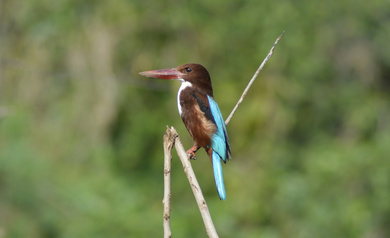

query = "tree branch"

[
  {"left": 162, "top": 127, "right": 176, "bottom": 238},
  {"left": 161, "top": 31, "right": 284, "bottom": 237},
  {"left": 224, "top": 31, "right": 285, "bottom": 125},
  {"left": 169, "top": 126, "right": 219, "bottom": 238}
]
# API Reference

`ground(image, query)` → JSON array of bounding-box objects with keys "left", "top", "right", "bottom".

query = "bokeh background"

[{"left": 1, "top": 0, "right": 390, "bottom": 237}]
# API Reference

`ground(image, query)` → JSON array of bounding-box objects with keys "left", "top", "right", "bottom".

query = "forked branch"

[{"left": 162, "top": 31, "right": 285, "bottom": 238}]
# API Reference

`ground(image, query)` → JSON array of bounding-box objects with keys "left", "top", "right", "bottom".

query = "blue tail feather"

[
  {"left": 212, "top": 150, "right": 226, "bottom": 200},
  {"left": 207, "top": 95, "right": 230, "bottom": 200},
  {"left": 207, "top": 95, "right": 231, "bottom": 161}
]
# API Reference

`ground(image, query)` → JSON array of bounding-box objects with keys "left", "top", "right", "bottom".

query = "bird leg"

[{"left": 186, "top": 145, "right": 200, "bottom": 160}]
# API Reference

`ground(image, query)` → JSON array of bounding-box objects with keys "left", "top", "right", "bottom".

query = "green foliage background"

[{"left": 1, "top": 0, "right": 390, "bottom": 237}]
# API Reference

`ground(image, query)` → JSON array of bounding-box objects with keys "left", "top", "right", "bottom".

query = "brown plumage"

[
  {"left": 179, "top": 87, "right": 217, "bottom": 150},
  {"left": 139, "top": 63, "right": 231, "bottom": 200}
]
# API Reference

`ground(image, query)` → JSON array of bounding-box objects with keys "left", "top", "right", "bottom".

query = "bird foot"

[
  {"left": 187, "top": 151, "right": 197, "bottom": 160},
  {"left": 186, "top": 146, "right": 200, "bottom": 160}
]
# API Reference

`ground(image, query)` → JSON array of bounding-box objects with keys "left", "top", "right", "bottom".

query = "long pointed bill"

[{"left": 139, "top": 68, "right": 183, "bottom": 80}]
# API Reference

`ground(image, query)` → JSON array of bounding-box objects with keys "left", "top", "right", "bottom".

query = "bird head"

[{"left": 140, "top": 63, "right": 213, "bottom": 96}]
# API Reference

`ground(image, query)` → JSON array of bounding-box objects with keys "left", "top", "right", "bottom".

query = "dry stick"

[
  {"left": 225, "top": 31, "right": 285, "bottom": 126},
  {"left": 162, "top": 127, "right": 218, "bottom": 238},
  {"left": 170, "top": 126, "right": 219, "bottom": 238},
  {"left": 162, "top": 31, "right": 285, "bottom": 238},
  {"left": 162, "top": 127, "right": 176, "bottom": 238}
]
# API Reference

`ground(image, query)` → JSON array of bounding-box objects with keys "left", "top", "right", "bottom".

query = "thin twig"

[
  {"left": 225, "top": 31, "right": 285, "bottom": 126},
  {"left": 169, "top": 127, "right": 219, "bottom": 238}
]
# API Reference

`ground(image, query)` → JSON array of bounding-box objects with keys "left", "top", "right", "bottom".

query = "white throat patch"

[{"left": 177, "top": 81, "right": 192, "bottom": 116}]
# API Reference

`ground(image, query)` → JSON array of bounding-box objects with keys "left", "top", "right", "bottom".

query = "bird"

[{"left": 139, "top": 63, "right": 231, "bottom": 200}]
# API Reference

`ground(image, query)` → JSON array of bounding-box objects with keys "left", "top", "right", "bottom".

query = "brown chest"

[{"left": 179, "top": 88, "right": 216, "bottom": 149}]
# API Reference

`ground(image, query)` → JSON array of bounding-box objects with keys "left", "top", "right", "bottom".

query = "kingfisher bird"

[{"left": 140, "top": 63, "right": 231, "bottom": 200}]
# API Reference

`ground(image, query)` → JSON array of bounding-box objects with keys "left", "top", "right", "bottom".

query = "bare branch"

[
  {"left": 225, "top": 31, "right": 285, "bottom": 125},
  {"left": 169, "top": 127, "right": 219, "bottom": 238},
  {"left": 162, "top": 127, "right": 176, "bottom": 238},
  {"left": 161, "top": 32, "right": 284, "bottom": 237}
]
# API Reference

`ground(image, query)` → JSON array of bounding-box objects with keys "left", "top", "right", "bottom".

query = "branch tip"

[{"left": 224, "top": 31, "right": 284, "bottom": 125}]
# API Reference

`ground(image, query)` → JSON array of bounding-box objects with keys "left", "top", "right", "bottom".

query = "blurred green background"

[{"left": 1, "top": 0, "right": 390, "bottom": 237}]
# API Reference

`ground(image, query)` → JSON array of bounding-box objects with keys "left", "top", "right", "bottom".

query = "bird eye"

[{"left": 185, "top": 67, "right": 192, "bottom": 73}]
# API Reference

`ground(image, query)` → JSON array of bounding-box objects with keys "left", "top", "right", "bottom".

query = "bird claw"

[
  {"left": 186, "top": 146, "right": 199, "bottom": 160},
  {"left": 186, "top": 150, "right": 197, "bottom": 160}
]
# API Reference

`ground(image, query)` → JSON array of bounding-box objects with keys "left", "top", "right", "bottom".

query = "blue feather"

[
  {"left": 212, "top": 150, "right": 226, "bottom": 200},
  {"left": 207, "top": 95, "right": 231, "bottom": 200},
  {"left": 207, "top": 95, "right": 230, "bottom": 160}
]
